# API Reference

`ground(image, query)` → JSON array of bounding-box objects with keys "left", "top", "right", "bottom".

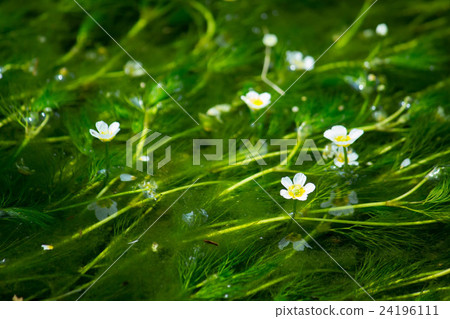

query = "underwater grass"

[{"left": 0, "top": 0, "right": 449, "bottom": 301}]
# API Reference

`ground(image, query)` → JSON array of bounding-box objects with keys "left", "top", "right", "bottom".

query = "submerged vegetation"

[{"left": 0, "top": 0, "right": 449, "bottom": 301}]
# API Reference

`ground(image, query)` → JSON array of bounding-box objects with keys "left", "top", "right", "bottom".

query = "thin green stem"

[
  {"left": 343, "top": 146, "right": 349, "bottom": 172},
  {"left": 104, "top": 143, "right": 110, "bottom": 186},
  {"left": 261, "top": 45, "right": 285, "bottom": 95},
  {"left": 46, "top": 181, "right": 222, "bottom": 213},
  {"left": 390, "top": 176, "right": 428, "bottom": 202},
  {"left": 186, "top": 212, "right": 437, "bottom": 242}
]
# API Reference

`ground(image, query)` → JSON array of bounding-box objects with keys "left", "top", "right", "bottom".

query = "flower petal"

[
  {"left": 246, "top": 91, "right": 259, "bottom": 99},
  {"left": 348, "top": 128, "right": 364, "bottom": 141},
  {"left": 320, "top": 200, "right": 332, "bottom": 208},
  {"left": 281, "top": 177, "right": 293, "bottom": 189},
  {"left": 278, "top": 237, "right": 290, "bottom": 250},
  {"left": 120, "top": 174, "right": 136, "bottom": 182},
  {"left": 292, "top": 239, "right": 312, "bottom": 251},
  {"left": 89, "top": 129, "right": 100, "bottom": 139},
  {"left": 334, "top": 158, "right": 344, "bottom": 168},
  {"left": 303, "top": 182, "right": 315, "bottom": 194},
  {"left": 303, "top": 56, "right": 315, "bottom": 70},
  {"left": 280, "top": 189, "right": 292, "bottom": 199},
  {"left": 348, "top": 191, "right": 358, "bottom": 204},
  {"left": 332, "top": 125, "right": 347, "bottom": 136},
  {"left": 293, "top": 173, "right": 306, "bottom": 186},
  {"left": 109, "top": 122, "right": 120, "bottom": 135},
  {"left": 259, "top": 92, "right": 271, "bottom": 102},
  {"left": 295, "top": 194, "right": 308, "bottom": 201},
  {"left": 323, "top": 128, "right": 336, "bottom": 141},
  {"left": 96, "top": 121, "right": 108, "bottom": 133},
  {"left": 348, "top": 152, "right": 359, "bottom": 161}
]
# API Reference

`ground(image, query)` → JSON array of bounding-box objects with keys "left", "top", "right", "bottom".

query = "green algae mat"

[{"left": 0, "top": 0, "right": 449, "bottom": 301}]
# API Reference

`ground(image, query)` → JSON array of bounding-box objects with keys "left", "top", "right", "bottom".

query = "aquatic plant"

[{"left": 0, "top": 0, "right": 449, "bottom": 302}]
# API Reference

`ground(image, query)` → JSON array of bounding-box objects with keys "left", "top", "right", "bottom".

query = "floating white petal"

[
  {"left": 87, "top": 200, "right": 118, "bottom": 221},
  {"left": 120, "top": 174, "right": 136, "bottom": 182},
  {"left": 400, "top": 158, "right": 411, "bottom": 169}
]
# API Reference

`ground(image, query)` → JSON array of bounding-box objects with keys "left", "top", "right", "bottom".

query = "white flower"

[
  {"left": 206, "top": 104, "right": 231, "bottom": 121},
  {"left": 41, "top": 244, "right": 54, "bottom": 250},
  {"left": 362, "top": 29, "right": 375, "bottom": 38},
  {"left": 140, "top": 180, "right": 158, "bottom": 199},
  {"left": 280, "top": 173, "right": 315, "bottom": 201},
  {"left": 333, "top": 146, "right": 359, "bottom": 168},
  {"left": 278, "top": 233, "right": 312, "bottom": 251},
  {"left": 263, "top": 33, "right": 278, "bottom": 47},
  {"left": 89, "top": 121, "right": 120, "bottom": 142},
  {"left": 286, "top": 51, "right": 315, "bottom": 71},
  {"left": 376, "top": 23, "right": 388, "bottom": 36},
  {"left": 291, "top": 106, "right": 299, "bottom": 113},
  {"left": 241, "top": 91, "right": 271, "bottom": 110},
  {"left": 400, "top": 158, "right": 411, "bottom": 169},
  {"left": 87, "top": 199, "right": 118, "bottom": 221},
  {"left": 322, "top": 143, "right": 336, "bottom": 160},
  {"left": 323, "top": 125, "right": 364, "bottom": 147},
  {"left": 124, "top": 60, "right": 145, "bottom": 77},
  {"left": 320, "top": 191, "right": 358, "bottom": 216},
  {"left": 120, "top": 174, "right": 136, "bottom": 182}
]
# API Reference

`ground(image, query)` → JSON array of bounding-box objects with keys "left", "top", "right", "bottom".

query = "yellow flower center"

[
  {"left": 288, "top": 184, "right": 305, "bottom": 198},
  {"left": 336, "top": 153, "right": 345, "bottom": 163},
  {"left": 250, "top": 98, "right": 264, "bottom": 106},
  {"left": 335, "top": 135, "right": 351, "bottom": 142}
]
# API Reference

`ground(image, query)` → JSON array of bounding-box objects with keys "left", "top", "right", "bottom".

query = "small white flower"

[
  {"left": 291, "top": 106, "right": 299, "bottom": 113},
  {"left": 400, "top": 158, "right": 411, "bottom": 169},
  {"left": 286, "top": 51, "right": 315, "bottom": 71},
  {"left": 89, "top": 121, "right": 120, "bottom": 142},
  {"left": 278, "top": 233, "right": 312, "bottom": 251},
  {"left": 139, "top": 155, "right": 150, "bottom": 162},
  {"left": 322, "top": 143, "right": 336, "bottom": 160},
  {"left": 87, "top": 199, "right": 118, "bottom": 221},
  {"left": 376, "top": 23, "right": 388, "bottom": 36},
  {"left": 41, "top": 244, "right": 54, "bottom": 250},
  {"left": 206, "top": 104, "right": 231, "bottom": 121},
  {"left": 120, "top": 174, "right": 136, "bottom": 182},
  {"left": 140, "top": 180, "right": 158, "bottom": 199},
  {"left": 262, "top": 33, "right": 278, "bottom": 47},
  {"left": 280, "top": 173, "right": 315, "bottom": 201},
  {"left": 241, "top": 91, "right": 271, "bottom": 110},
  {"left": 124, "top": 60, "right": 145, "bottom": 77},
  {"left": 323, "top": 125, "right": 364, "bottom": 147},
  {"left": 333, "top": 146, "right": 359, "bottom": 168},
  {"left": 321, "top": 191, "right": 358, "bottom": 216},
  {"left": 362, "top": 29, "right": 375, "bottom": 38}
]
